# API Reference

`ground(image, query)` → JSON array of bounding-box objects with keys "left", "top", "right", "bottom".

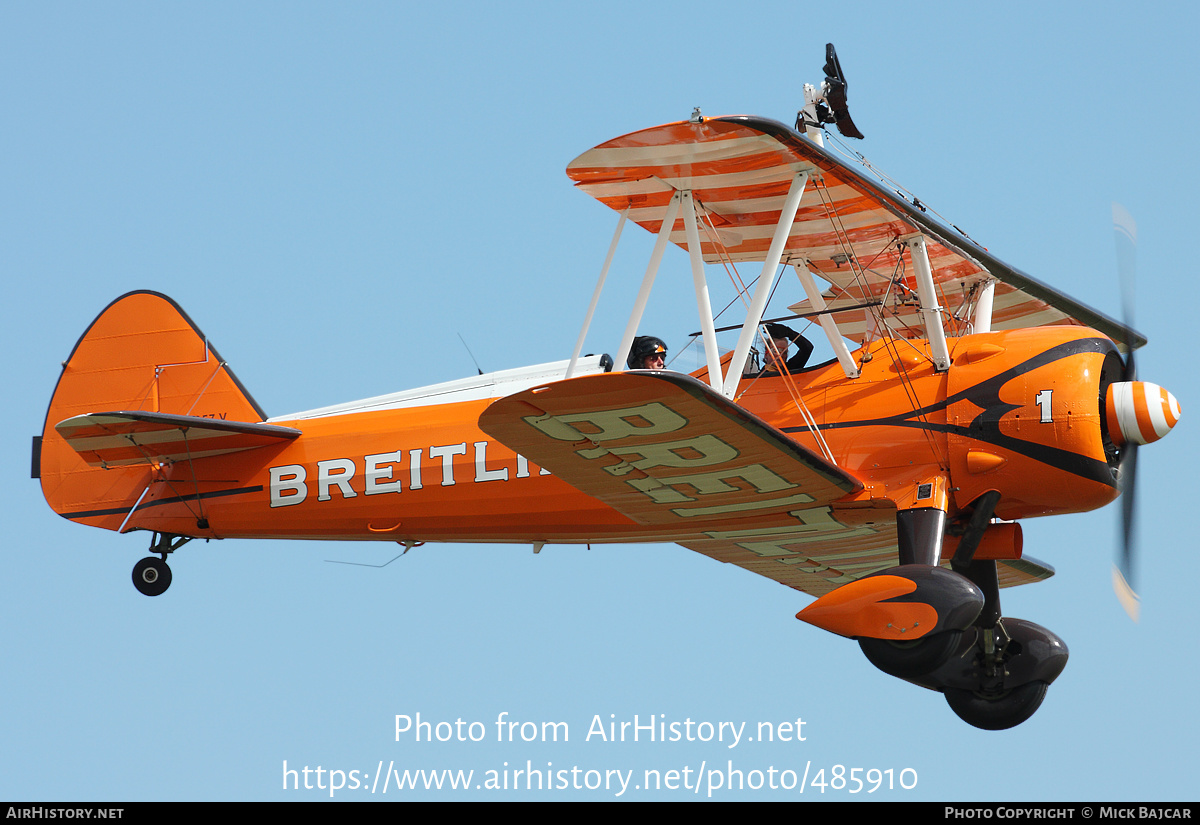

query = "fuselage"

[{"left": 120, "top": 326, "right": 1121, "bottom": 544}]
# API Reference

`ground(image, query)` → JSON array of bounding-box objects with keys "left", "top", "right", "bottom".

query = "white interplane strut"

[
  {"left": 682, "top": 190, "right": 723, "bottom": 390},
  {"left": 721, "top": 171, "right": 811, "bottom": 398},
  {"left": 793, "top": 262, "right": 860, "bottom": 379},
  {"left": 973, "top": 277, "right": 995, "bottom": 333},
  {"left": 903, "top": 234, "right": 952, "bottom": 371},
  {"left": 615, "top": 191, "right": 682, "bottom": 371},
  {"left": 567, "top": 208, "right": 628, "bottom": 379}
]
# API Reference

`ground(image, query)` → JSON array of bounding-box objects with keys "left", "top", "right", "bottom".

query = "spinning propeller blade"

[{"left": 1111, "top": 202, "right": 1140, "bottom": 620}]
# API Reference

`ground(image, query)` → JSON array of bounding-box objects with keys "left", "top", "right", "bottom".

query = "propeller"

[
  {"left": 1110, "top": 202, "right": 1140, "bottom": 619},
  {"left": 1105, "top": 206, "right": 1181, "bottom": 620},
  {"left": 1106, "top": 366, "right": 1180, "bottom": 621}
]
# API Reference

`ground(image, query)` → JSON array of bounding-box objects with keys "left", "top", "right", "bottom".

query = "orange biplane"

[{"left": 33, "top": 46, "right": 1180, "bottom": 730}]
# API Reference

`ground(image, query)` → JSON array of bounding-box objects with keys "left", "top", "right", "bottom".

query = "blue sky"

[{"left": 3, "top": 1, "right": 1197, "bottom": 801}]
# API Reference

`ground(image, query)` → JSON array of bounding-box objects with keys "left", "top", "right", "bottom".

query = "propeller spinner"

[{"left": 1105, "top": 381, "right": 1181, "bottom": 448}]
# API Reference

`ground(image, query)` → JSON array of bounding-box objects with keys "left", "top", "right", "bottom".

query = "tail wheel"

[
  {"left": 859, "top": 630, "right": 963, "bottom": 679},
  {"left": 132, "top": 557, "right": 172, "bottom": 597},
  {"left": 944, "top": 681, "right": 1049, "bottom": 730}
]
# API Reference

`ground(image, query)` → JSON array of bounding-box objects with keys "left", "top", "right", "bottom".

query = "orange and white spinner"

[{"left": 1105, "top": 381, "right": 1181, "bottom": 446}]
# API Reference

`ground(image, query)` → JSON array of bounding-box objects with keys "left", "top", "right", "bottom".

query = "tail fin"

[{"left": 35, "top": 291, "right": 268, "bottom": 531}]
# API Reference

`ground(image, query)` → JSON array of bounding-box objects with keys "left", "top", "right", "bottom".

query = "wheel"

[
  {"left": 859, "top": 630, "right": 962, "bottom": 679},
  {"left": 132, "top": 557, "right": 172, "bottom": 597},
  {"left": 944, "top": 681, "right": 1048, "bottom": 730}
]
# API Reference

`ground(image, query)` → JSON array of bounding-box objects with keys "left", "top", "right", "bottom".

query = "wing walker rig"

[{"left": 34, "top": 46, "right": 1181, "bottom": 730}]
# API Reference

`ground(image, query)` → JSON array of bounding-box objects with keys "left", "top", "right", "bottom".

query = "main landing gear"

[
  {"left": 846, "top": 560, "right": 1068, "bottom": 729},
  {"left": 933, "top": 616, "right": 1067, "bottom": 730},
  {"left": 858, "top": 628, "right": 965, "bottom": 680},
  {"left": 131, "top": 533, "right": 191, "bottom": 597},
  {"left": 851, "top": 570, "right": 1068, "bottom": 729},
  {"left": 903, "top": 610, "right": 1068, "bottom": 730},
  {"left": 798, "top": 496, "right": 1069, "bottom": 730},
  {"left": 873, "top": 498, "right": 1069, "bottom": 730}
]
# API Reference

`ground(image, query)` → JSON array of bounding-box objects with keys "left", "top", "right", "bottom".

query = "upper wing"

[
  {"left": 55, "top": 411, "right": 300, "bottom": 468},
  {"left": 567, "top": 116, "right": 1144, "bottom": 350}
]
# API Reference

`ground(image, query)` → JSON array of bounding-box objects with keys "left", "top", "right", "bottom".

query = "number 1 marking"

[{"left": 1035, "top": 389, "right": 1053, "bottom": 423}]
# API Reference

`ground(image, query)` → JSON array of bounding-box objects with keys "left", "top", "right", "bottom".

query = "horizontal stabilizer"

[
  {"left": 480, "top": 371, "right": 861, "bottom": 530},
  {"left": 56, "top": 411, "right": 300, "bottom": 468}
]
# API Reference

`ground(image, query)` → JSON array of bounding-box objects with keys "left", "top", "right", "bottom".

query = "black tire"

[
  {"left": 132, "top": 557, "right": 172, "bottom": 597},
  {"left": 859, "top": 630, "right": 962, "bottom": 679},
  {"left": 945, "top": 681, "right": 1048, "bottom": 730}
]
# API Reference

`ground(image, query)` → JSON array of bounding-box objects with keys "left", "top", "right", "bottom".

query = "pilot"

[
  {"left": 760, "top": 323, "right": 813, "bottom": 376},
  {"left": 627, "top": 336, "right": 668, "bottom": 370}
]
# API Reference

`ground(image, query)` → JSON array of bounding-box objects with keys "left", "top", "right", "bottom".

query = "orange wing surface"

[
  {"left": 481, "top": 370, "right": 1055, "bottom": 598},
  {"left": 567, "top": 116, "right": 1144, "bottom": 350},
  {"left": 480, "top": 371, "right": 861, "bottom": 526},
  {"left": 482, "top": 371, "right": 893, "bottom": 597}
]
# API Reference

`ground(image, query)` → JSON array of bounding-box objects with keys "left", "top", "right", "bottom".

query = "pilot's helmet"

[{"left": 628, "top": 336, "right": 668, "bottom": 369}]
